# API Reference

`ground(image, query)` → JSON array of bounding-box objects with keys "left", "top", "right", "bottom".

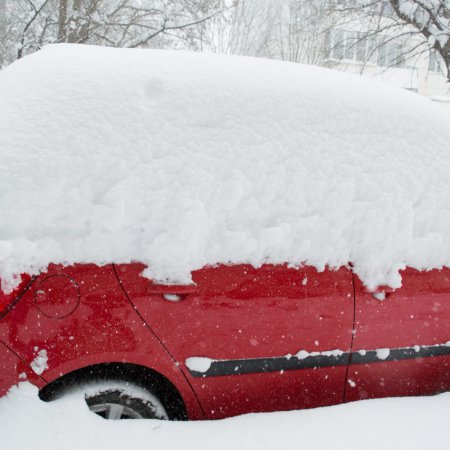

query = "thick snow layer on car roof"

[{"left": 1, "top": 44, "right": 450, "bottom": 290}]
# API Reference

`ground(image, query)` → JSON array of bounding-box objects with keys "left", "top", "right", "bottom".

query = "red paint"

[
  {"left": 34, "top": 275, "right": 81, "bottom": 319},
  {"left": 0, "top": 264, "right": 203, "bottom": 419},
  {"left": 346, "top": 267, "right": 450, "bottom": 401},
  {"left": 117, "top": 263, "right": 354, "bottom": 419},
  {"left": 0, "top": 275, "right": 31, "bottom": 316},
  {"left": 0, "top": 263, "right": 449, "bottom": 419},
  {"left": 0, "top": 341, "right": 45, "bottom": 396}
]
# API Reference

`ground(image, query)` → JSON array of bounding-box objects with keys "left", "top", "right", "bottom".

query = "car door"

[
  {"left": 115, "top": 263, "right": 354, "bottom": 419},
  {"left": 346, "top": 268, "right": 450, "bottom": 402}
]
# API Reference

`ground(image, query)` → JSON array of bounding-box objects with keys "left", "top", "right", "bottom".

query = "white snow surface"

[
  {"left": 376, "top": 348, "right": 390, "bottom": 361},
  {"left": 185, "top": 357, "right": 215, "bottom": 373},
  {"left": 295, "top": 348, "right": 344, "bottom": 360},
  {"left": 1, "top": 383, "right": 450, "bottom": 450},
  {"left": 1, "top": 44, "right": 450, "bottom": 289},
  {"left": 30, "top": 349, "right": 48, "bottom": 376}
]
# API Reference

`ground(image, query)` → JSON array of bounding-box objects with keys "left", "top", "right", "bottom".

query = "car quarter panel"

[
  {"left": 346, "top": 268, "right": 450, "bottom": 401},
  {"left": 0, "top": 340, "right": 45, "bottom": 396},
  {"left": 0, "top": 264, "right": 203, "bottom": 419},
  {"left": 116, "top": 263, "right": 354, "bottom": 419}
]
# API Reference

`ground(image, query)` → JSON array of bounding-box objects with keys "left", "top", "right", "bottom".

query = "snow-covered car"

[{"left": 0, "top": 45, "right": 449, "bottom": 420}]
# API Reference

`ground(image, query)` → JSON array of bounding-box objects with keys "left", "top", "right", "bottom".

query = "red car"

[{"left": 1, "top": 262, "right": 449, "bottom": 420}]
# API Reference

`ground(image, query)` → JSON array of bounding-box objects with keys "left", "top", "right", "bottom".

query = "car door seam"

[
  {"left": 111, "top": 264, "right": 207, "bottom": 418},
  {"left": 343, "top": 270, "right": 357, "bottom": 402}
]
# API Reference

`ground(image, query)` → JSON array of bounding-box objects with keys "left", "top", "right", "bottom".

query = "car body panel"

[
  {"left": 346, "top": 268, "right": 450, "bottom": 401},
  {"left": 0, "top": 264, "right": 204, "bottom": 419},
  {"left": 0, "top": 274, "right": 32, "bottom": 320},
  {"left": 115, "top": 263, "right": 355, "bottom": 419},
  {"left": 1, "top": 262, "right": 449, "bottom": 420},
  {"left": 0, "top": 340, "right": 45, "bottom": 396}
]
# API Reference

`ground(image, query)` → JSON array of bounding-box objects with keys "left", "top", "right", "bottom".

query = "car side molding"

[{"left": 186, "top": 341, "right": 450, "bottom": 377}]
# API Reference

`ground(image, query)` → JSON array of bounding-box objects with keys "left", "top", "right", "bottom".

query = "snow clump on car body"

[{"left": 0, "top": 44, "right": 450, "bottom": 291}]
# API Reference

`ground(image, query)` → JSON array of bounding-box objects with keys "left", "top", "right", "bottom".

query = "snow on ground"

[
  {"left": 1, "top": 383, "right": 449, "bottom": 450},
  {"left": 1, "top": 45, "right": 450, "bottom": 291}
]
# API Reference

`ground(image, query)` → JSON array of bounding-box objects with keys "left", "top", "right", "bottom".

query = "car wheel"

[{"left": 83, "top": 382, "right": 169, "bottom": 420}]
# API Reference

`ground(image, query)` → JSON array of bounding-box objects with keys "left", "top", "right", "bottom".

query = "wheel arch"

[{"left": 38, "top": 361, "right": 188, "bottom": 421}]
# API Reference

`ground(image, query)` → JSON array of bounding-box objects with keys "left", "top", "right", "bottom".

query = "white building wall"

[
  {"left": 329, "top": 58, "right": 449, "bottom": 99},
  {"left": 322, "top": 14, "right": 450, "bottom": 104},
  {"left": 230, "top": 1, "right": 450, "bottom": 105}
]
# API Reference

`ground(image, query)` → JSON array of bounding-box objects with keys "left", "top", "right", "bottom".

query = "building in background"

[
  {"left": 322, "top": 1, "right": 450, "bottom": 109},
  {"left": 228, "top": 0, "right": 450, "bottom": 109}
]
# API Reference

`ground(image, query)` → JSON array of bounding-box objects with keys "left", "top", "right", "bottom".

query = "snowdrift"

[
  {"left": 1, "top": 383, "right": 450, "bottom": 450},
  {"left": 1, "top": 44, "right": 450, "bottom": 289}
]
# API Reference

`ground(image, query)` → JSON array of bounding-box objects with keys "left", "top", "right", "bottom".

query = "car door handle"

[
  {"left": 361, "top": 285, "right": 395, "bottom": 300},
  {"left": 361, "top": 285, "right": 395, "bottom": 294},
  {"left": 146, "top": 284, "right": 197, "bottom": 295}
]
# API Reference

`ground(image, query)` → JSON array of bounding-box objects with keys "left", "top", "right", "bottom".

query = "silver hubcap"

[{"left": 89, "top": 402, "right": 144, "bottom": 420}]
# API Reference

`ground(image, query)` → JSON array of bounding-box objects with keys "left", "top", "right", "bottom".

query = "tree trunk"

[{"left": 388, "top": 0, "right": 450, "bottom": 82}]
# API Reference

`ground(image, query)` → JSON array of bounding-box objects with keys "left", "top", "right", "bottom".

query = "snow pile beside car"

[
  {"left": 1, "top": 383, "right": 450, "bottom": 450},
  {"left": 1, "top": 44, "right": 450, "bottom": 289}
]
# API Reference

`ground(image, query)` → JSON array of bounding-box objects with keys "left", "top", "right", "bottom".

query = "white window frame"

[
  {"left": 325, "top": 30, "right": 378, "bottom": 64},
  {"left": 377, "top": 41, "right": 406, "bottom": 68},
  {"left": 326, "top": 29, "right": 408, "bottom": 68}
]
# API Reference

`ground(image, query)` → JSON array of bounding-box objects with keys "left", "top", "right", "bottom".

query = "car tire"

[{"left": 83, "top": 381, "right": 169, "bottom": 420}]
